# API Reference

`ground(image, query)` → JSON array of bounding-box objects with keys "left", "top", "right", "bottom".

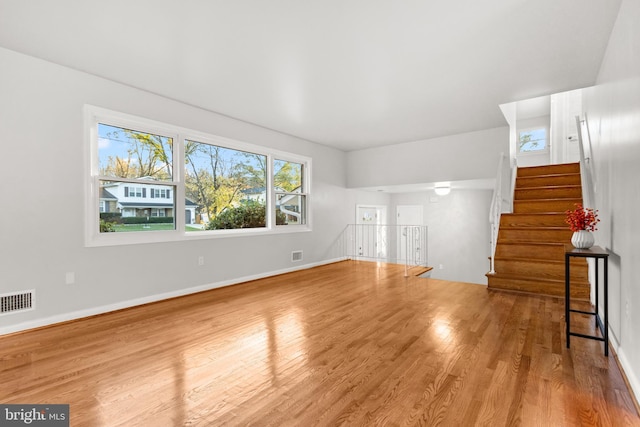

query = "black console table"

[{"left": 565, "top": 245, "right": 609, "bottom": 356}]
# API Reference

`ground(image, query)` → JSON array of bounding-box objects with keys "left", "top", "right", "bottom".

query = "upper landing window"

[
  {"left": 518, "top": 128, "right": 547, "bottom": 153},
  {"left": 86, "top": 106, "right": 311, "bottom": 246}
]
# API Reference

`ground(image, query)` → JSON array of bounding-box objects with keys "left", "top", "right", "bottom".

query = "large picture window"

[
  {"left": 185, "top": 140, "right": 268, "bottom": 231},
  {"left": 97, "top": 123, "right": 176, "bottom": 233},
  {"left": 86, "top": 106, "right": 311, "bottom": 245}
]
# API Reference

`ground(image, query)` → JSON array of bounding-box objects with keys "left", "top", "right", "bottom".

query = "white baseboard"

[
  {"left": 601, "top": 312, "right": 638, "bottom": 406},
  {"left": 0, "top": 257, "right": 346, "bottom": 336},
  {"left": 613, "top": 340, "right": 640, "bottom": 407}
]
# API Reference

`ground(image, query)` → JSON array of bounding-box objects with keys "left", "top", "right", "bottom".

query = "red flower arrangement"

[{"left": 565, "top": 203, "right": 600, "bottom": 232}]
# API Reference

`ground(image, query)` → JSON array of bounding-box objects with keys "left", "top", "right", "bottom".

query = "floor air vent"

[
  {"left": 0, "top": 290, "right": 35, "bottom": 315},
  {"left": 291, "top": 250, "right": 303, "bottom": 262}
]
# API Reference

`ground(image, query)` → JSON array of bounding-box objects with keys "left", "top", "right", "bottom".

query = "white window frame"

[
  {"left": 273, "top": 157, "right": 310, "bottom": 226},
  {"left": 127, "top": 186, "right": 144, "bottom": 198},
  {"left": 517, "top": 126, "right": 549, "bottom": 155},
  {"left": 85, "top": 105, "right": 312, "bottom": 247}
]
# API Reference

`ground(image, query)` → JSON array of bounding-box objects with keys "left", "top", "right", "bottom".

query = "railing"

[
  {"left": 489, "top": 152, "right": 516, "bottom": 274},
  {"left": 575, "top": 115, "right": 599, "bottom": 306},
  {"left": 340, "top": 224, "right": 428, "bottom": 276},
  {"left": 575, "top": 115, "right": 596, "bottom": 210}
]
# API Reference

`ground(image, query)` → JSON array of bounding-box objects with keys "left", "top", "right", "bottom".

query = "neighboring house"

[
  {"left": 99, "top": 187, "right": 118, "bottom": 214},
  {"left": 100, "top": 181, "right": 198, "bottom": 224},
  {"left": 241, "top": 186, "right": 302, "bottom": 224},
  {"left": 241, "top": 187, "right": 267, "bottom": 203}
]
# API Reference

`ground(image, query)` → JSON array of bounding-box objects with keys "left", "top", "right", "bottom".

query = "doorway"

[{"left": 355, "top": 205, "right": 388, "bottom": 261}]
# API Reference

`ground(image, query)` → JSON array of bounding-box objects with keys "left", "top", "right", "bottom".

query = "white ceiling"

[
  {"left": 360, "top": 178, "right": 496, "bottom": 194},
  {"left": 0, "top": 0, "right": 621, "bottom": 151}
]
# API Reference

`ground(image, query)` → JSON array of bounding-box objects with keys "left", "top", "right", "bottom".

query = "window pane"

[
  {"left": 274, "top": 159, "right": 305, "bottom": 226},
  {"left": 99, "top": 180, "right": 175, "bottom": 233},
  {"left": 98, "top": 123, "right": 173, "bottom": 180},
  {"left": 276, "top": 194, "right": 306, "bottom": 225},
  {"left": 519, "top": 129, "right": 546, "bottom": 152},
  {"left": 184, "top": 140, "right": 267, "bottom": 231},
  {"left": 274, "top": 159, "right": 303, "bottom": 193}
]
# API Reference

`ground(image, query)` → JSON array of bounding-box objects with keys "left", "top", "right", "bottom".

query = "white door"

[
  {"left": 396, "top": 205, "right": 423, "bottom": 264},
  {"left": 356, "top": 205, "right": 387, "bottom": 260}
]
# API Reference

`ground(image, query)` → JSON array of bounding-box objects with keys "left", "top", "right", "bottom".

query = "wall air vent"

[
  {"left": 0, "top": 290, "right": 35, "bottom": 316},
  {"left": 291, "top": 250, "right": 303, "bottom": 262}
]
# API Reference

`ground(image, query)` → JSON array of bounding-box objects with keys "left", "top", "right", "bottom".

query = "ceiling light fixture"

[{"left": 434, "top": 185, "right": 451, "bottom": 196}]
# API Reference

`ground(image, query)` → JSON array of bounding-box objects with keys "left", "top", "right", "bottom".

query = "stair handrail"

[
  {"left": 489, "top": 153, "right": 504, "bottom": 274},
  {"left": 489, "top": 152, "right": 516, "bottom": 274},
  {"left": 575, "top": 115, "right": 596, "bottom": 210}
]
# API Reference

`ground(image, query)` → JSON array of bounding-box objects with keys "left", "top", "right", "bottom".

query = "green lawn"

[{"left": 113, "top": 224, "right": 175, "bottom": 232}]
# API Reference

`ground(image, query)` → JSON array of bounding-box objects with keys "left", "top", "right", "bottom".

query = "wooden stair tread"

[
  {"left": 487, "top": 274, "right": 589, "bottom": 287},
  {"left": 517, "top": 172, "right": 581, "bottom": 179},
  {"left": 487, "top": 271, "right": 588, "bottom": 284},
  {"left": 489, "top": 162, "right": 589, "bottom": 298},
  {"left": 486, "top": 283, "right": 589, "bottom": 300},
  {"left": 502, "top": 212, "right": 567, "bottom": 216},
  {"left": 494, "top": 241, "right": 566, "bottom": 251},
  {"left": 499, "top": 225, "right": 570, "bottom": 230},
  {"left": 514, "top": 185, "right": 582, "bottom": 197},
  {"left": 498, "top": 227, "right": 573, "bottom": 241},
  {"left": 408, "top": 266, "right": 433, "bottom": 276},
  {"left": 515, "top": 176, "right": 581, "bottom": 183},
  {"left": 515, "top": 184, "right": 581, "bottom": 190},
  {"left": 495, "top": 241, "right": 565, "bottom": 246},
  {"left": 493, "top": 256, "right": 585, "bottom": 264},
  {"left": 486, "top": 272, "right": 590, "bottom": 299},
  {"left": 514, "top": 197, "right": 581, "bottom": 202},
  {"left": 516, "top": 163, "right": 580, "bottom": 177}
]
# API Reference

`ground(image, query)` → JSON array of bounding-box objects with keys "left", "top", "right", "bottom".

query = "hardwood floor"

[{"left": 1, "top": 261, "right": 638, "bottom": 426}]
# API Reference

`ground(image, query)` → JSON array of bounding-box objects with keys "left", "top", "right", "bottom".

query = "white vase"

[{"left": 571, "top": 230, "right": 594, "bottom": 249}]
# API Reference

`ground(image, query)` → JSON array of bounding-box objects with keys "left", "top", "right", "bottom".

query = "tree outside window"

[{"left": 184, "top": 140, "right": 268, "bottom": 230}]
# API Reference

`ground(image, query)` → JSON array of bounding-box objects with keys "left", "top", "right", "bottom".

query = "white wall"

[
  {"left": 582, "top": 0, "right": 640, "bottom": 401},
  {"left": 347, "top": 191, "right": 392, "bottom": 223},
  {"left": 550, "top": 89, "right": 583, "bottom": 164},
  {"left": 391, "top": 189, "right": 492, "bottom": 285},
  {"left": 346, "top": 127, "right": 509, "bottom": 189},
  {"left": 0, "top": 47, "right": 356, "bottom": 334}
]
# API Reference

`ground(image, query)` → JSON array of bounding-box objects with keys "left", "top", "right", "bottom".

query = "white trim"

[
  {"left": 616, "top": 345, "right": 640, "bottom": 406},
  {"left": 273, "top": 156, "right": 311, "bottom": 228},
  {"left": 589, "top": 321, "right": 639, "bottom": 406},
  {"left": 0, "top": 258, "right": 346, "bottom": 336}
]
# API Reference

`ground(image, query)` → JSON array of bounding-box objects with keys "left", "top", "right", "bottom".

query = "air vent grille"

[
  {"left": 0, "top": 290, "right": 35, "bottom": 316},
  {"left": 291, "top": 251, "right": 303, "bottom": 262}
]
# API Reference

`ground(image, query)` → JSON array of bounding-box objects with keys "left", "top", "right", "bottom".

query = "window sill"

[
  {"left": 86, "top": 225, "right": 312, "bottom": 247},
  {"left": 517, "top": 149, "right": 550, "bottom": 156}
]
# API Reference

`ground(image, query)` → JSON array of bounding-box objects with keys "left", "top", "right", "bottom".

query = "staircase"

[{"left": 487, "top": 162, "right": 590, "bottom": 299}]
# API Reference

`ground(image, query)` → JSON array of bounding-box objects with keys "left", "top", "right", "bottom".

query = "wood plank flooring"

[{"left": 1, "top": 261, "right": 638, "bottom": 426}]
